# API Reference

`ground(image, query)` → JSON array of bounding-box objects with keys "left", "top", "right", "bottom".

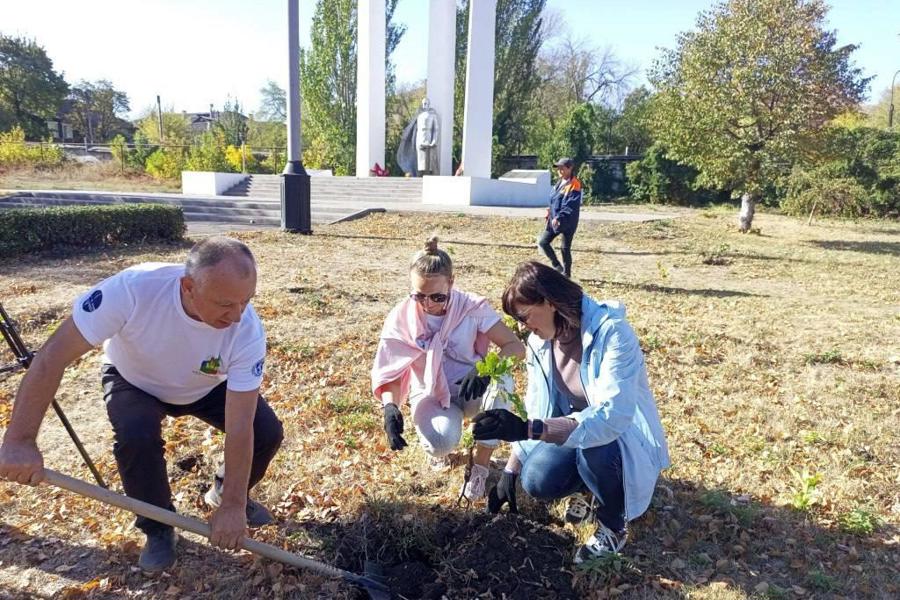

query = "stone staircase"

[
  {"left": 1, "top": 177, "right": 424, "bottom": 228},
  {"left": 223, "top": 174, "right": 423, "bottom": 204},
  {"left": 0, "top": 191, "right": 284, "bottom": 226}
]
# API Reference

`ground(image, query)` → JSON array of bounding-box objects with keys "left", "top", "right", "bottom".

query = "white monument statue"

[
  {"left": 396, "top": 97, "right": 441, "bottom": 177},
  {"left": 416, "top": 98, "right": 439, "bottom": 175}
]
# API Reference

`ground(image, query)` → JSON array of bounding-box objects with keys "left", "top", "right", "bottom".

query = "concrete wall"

[
  {"left": 422, "top": 175, "right": 550, "bottom": 207},
  {"left": 181, "top": 172, "right": 248, "bottom": 195}
]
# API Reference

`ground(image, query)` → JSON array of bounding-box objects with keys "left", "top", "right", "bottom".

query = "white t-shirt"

[
  {"left": 415, "top": 310, "right": 500, "bottom": 399},
  {"left": 72, "top": 263, "right": 266, "bottom": 405}
]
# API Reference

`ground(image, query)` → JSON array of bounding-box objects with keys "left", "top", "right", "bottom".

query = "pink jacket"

[{"left": 371, "top": 289, "right": 495, "bottom": 409}]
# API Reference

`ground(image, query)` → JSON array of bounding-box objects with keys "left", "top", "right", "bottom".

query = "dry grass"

[
  {"left": 0, "top": 209, "right": 898, "bottom": 599},
  {"left": 0, "top": 162, "right": 180, "bottom": 194}
]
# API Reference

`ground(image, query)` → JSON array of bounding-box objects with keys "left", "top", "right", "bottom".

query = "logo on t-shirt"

[
  {"left": 82, "top": 290, "right": 103, "bottom": 313},
  {"left": 199, "top": 355, "right": 223, "bottom": 375},
  {"left": 252, "top": 358, "right": 264, "bottom": 377}
]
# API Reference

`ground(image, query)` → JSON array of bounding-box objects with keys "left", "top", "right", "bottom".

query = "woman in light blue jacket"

[{"left": 473, "top": 261, "right": 670, "bottom": 563}]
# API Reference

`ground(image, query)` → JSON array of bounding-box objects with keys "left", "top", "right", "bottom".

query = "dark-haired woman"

[{"left": 473, "top": 261, "right": 669, "bottom": 562}]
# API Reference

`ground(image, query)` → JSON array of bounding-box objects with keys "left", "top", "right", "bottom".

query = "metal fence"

[{"left": 1, "top": 140, "right": 287, "bottom": 175}]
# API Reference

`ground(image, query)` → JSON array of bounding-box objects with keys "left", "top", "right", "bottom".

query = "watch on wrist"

[{"left": 530, "top": 419, "right": 544, "bottom": 440}]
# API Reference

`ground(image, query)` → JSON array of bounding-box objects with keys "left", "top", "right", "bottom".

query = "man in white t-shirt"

[{"left": 0, "top": 237, "right": 283, "bottom": 572}]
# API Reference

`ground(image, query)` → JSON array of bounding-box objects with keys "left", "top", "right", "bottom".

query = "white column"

[
  {"left": 426, "top": 0, "right": 456, "bottom": 176},
  {"left": 285, "top": 0, "right": 301, "bottom": 165},
  {"left": 460, "top": 0, "right": 496, "bottom": 179},
  {"left": 356, "top": 0, "right": 386, "bottom": 177}
]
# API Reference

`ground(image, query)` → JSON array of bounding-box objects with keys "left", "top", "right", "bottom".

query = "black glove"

[
  {"left": 487, "top": 471, "right": 518, "bottom": 514},
  {"left": 383, "top": 403, "right": 407, "bottom": 451},
  {"left": 472, "top": 409, "right": 528, "bottom": 442},
  {"left": 456, "top": 367, "right": 490, "bottom": 403}
]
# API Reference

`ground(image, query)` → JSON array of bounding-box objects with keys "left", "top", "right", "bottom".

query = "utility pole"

[
  {"left": 889, "top": 70, "right": 900, "bottom": 129},
  {"left": 281, "top": 0, "right": 311, "bottom": 233},
  {"left": 156, "top": 95, "right": 164, "bottom": 143}
]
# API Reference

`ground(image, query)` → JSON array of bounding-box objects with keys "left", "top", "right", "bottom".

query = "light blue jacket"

[{"left": 515, "top": 295, "right": 670, "bottom": 521}]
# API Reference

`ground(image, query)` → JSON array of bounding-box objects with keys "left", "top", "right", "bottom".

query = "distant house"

[
  {"left": 183, "top": 107, "right": 247, "bottom": 135},
  {"left": 45, "top": 99, "right": 78, "bottom": 142},
  {"left": 45, "top": 99, "right": 135, "bottom": 143}
]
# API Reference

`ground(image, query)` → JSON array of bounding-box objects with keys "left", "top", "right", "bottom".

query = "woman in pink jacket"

[{"left": 371, "top": 237, "right": 525, "bottom": 500}]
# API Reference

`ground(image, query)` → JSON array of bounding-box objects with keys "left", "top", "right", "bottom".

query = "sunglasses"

[
  {"left": 410, "top": 292, "right": 449, "bottom": 304},
  {"left": 512, "top": 307, "right": 533, "bottom": 324}
]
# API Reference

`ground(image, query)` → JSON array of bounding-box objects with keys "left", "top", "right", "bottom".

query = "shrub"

[
  {"left": 580, "top": 161, "right": 622, "bottom": 204},
  {"left": 224, "top": 144, "right": 259, "bottom": 173},
  {"left": 783, "top": 126, "right": 900, "bottom": 218},
  {"left": 0, "top": 204, "right": 185, "bottom": 257},
  {"left": 626, "top": 143, "right": 723, "bottom": 205},
  {"left": 145, "top": 148, "right": 185, "bottom": 180},
  {"left": 261, "top": 149, "right": 286, "bottom": 174},
  {"left": 110, "top": 132, "right": 155, "bottom": 172},
  {"left": 781, "top": 167, "right": 870, "bottom": 219},
  {"left": 0, "top": 126, "right": 64, "bottom": 168},
  {"left": 185, "top": 132, "right": 232, "bottom": 173}
]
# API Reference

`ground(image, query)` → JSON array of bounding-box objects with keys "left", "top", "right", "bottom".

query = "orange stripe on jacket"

[{"left": 564, "top": 177, "right": 582, "bottom": 194}]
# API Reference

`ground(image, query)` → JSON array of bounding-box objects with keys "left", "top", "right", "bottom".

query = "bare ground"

[
  {"left": 0, "top": 208, "right": 898, "bottom": 599},
  {"left": 0, "top": 163, "right": 180, "bottom": 194}
]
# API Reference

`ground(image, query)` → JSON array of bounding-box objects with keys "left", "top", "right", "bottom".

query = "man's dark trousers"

[
  {"left": 102, "top": 365, "right": 284, "bottom": 534},
  {"left": 538, "top": 226, "right": 576, "bottom": 277}
]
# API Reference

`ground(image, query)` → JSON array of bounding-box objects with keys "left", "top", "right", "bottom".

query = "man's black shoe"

[
  {"left": 138, "top": 528, "right": 177, "bottom": 571},
  {"left": 204, "top": 481, "right": 274, "bottom": 527}
]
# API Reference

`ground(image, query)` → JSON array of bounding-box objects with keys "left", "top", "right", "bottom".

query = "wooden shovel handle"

[{"left": 41, "top": 468, "right": 386, "bottom": 591}]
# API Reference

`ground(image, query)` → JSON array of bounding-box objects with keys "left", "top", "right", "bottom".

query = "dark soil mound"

[{"left": 336, "top": 511, "right": 577, "bottom": 600}]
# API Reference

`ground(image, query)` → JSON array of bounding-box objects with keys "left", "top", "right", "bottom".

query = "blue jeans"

[
  {"left": 537, "top": 227, "right": 575, "bottom": 277},
  {"left": 519, "top": 440, "right": 626, "bottom": 532}
]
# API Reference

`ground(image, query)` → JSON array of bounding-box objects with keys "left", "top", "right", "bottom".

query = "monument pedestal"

[{"left": 421, "top": 170, "right": 551, "bottom": 207}]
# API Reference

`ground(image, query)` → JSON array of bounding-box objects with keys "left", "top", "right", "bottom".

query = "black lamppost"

[
  {"left": 890, "top": 69, "right": 900, "bottom": 129},
  {"left": 281, "top": 0, "right": 312, "bottom": 233}
]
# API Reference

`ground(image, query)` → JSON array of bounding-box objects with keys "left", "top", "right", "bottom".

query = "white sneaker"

[
  {"left": 462, "top": 464, "right": 490, "bottom": 501},
  {"left": 427, "top": 454, "right": 452, "bottom": 472},
  {"left": 565, "top": 492, "right": 595, "bottom": 524},
  {"left": 574, "top": 523, "right": 627, "bottom": 564}
]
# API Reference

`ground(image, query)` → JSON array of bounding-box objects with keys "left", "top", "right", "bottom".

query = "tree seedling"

[{"left": 475, "top": 350, "right": 526, "bottom": 419}]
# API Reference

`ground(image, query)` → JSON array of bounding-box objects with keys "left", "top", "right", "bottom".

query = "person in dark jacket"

[{"left": 538, "top": 157, "right": 582, "bottom": 277}]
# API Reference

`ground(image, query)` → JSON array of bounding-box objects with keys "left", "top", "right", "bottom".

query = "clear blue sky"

[{"left": 2, "top": 0, "right": 897, "bottom": 118}]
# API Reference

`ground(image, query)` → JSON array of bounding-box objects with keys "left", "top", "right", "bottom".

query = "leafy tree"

[
  {"left": 384, "top": 0, "right": 406, "bottom": 98},
  {"left": 215, "top": 98, "right": 248, "bottom": 147},
  {"left": 613, "top": 86, "right": 654, "bottom": 155},
  {"left": 0, "top": 35, "right": 68, "bottom": 139},
  {"left": 257, "top": 80, "right": 286, "bottom": 122},
  {"left": 299, "top": 0, "right": 405, "bottom": 175},
  {"left": 538, "top": 102, "right": 594, "bottom": 171},
  {"left": 69, "top": 80, "right": 130, "bottom": 142},
  {"left": 299, "top": 0, "right": 357, "bottom": 174},
  {"left": 136, "top": 107, "right": 192, "bottom": 147},
  {"left": 247, "top": 117, "right": 286, "bottom": 151},
  {"left": 649, "top": 0, "right": 869, "bottom": 231}
]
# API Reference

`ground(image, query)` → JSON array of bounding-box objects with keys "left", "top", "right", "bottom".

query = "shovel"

[{"left": 43, "top": 469, "right": 391, "bottom": 599}]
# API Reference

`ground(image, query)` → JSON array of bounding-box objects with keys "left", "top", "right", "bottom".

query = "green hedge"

[{"left": 0, "top": 204, "right": 186, "bottom": 257}]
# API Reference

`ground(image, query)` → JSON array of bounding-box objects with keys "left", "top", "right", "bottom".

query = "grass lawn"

[
  {"left": 0, "top": 209, "right": 897, "bottom": 599},
  {"left": 0, "top": 163, "right": 181, "bottom": 194}
]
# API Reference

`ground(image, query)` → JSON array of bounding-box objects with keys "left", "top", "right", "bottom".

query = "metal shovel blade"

[{"left": 42, "top": 469, "right": 390, "bottom": 599}]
